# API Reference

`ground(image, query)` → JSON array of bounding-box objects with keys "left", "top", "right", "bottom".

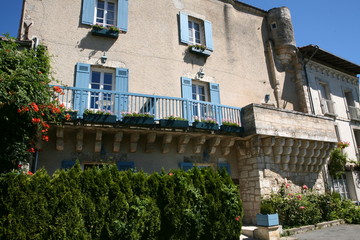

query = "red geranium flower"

[
  {"left": 27, "top": 171, "right": 34, "bottom": 175},
  {"left": 302, "top": 185, "right": 308, "bottom": 190},
  {"left": 235, "top": 216, "right": 241, "bottom": 221},
  {"left": 31, "top": 118, "right": 41, "bottom": 124},
  {"left": 168, "top": 172, "right": 174, "bottom": 176}
]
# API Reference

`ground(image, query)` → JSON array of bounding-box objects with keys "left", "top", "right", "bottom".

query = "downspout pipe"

[{"left": 302, "top": 45, "right": 319, "bottom": 115}]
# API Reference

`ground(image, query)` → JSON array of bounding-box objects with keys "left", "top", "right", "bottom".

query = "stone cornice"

[{"left": 307, "top": 61, "right": 359, "bottom": 85}]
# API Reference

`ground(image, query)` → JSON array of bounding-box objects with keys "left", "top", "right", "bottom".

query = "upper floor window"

[
  {"left": 95, "top": 0, "right": 117, "bottom": 27},
  {"left": 318, "top": 81, "right": 336, "bottom": 116},
  {"left": 179, "top": 12, "right": 213, "bottom": 51},
  {"left": 188, "top": 18, "right": 203, "bottom": 45},
  {"left": 81, "top": 0, "right": 129, "bottom": 32}
]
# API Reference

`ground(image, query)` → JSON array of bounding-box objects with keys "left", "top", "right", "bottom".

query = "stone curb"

[{"left": 282, "top": 219, "right": 345, "bottom": 237}]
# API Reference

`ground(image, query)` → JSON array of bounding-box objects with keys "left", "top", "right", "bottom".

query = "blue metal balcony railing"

[{"left": 54, "top": 86, "right": 242, "bottom": 126}]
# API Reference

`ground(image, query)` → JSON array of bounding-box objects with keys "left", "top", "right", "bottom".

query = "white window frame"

[
  {"left": 317, "top": 80, "right": 336, "bottom": 116},
  {"left": 188, "top": 17, "right": 205, "bottom": 45},
  {"left": 94, "top": 0, "right": 117, "bottom": 27},
  {"left": 192, "top": 80, "right": 211, "bottom": 120},
  {"left": 89, "top": 68, "right": 115, "bottom": 112}
]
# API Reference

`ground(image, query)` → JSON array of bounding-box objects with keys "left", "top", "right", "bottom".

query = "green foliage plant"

[
  {"left": 0, "top": 37, "right": 65, "bottom": 171},
  {"left": 0, "top": 165, "right": 243, "bottom": 240},
  {"left": 328, "top": 142, "right": 349, "bottom": 178}
]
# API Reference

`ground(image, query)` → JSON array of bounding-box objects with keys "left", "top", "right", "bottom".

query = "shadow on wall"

[
  {"left": 182, "top": 48, "right": 207, "bottom": 66},
  {"left": 77, "top": 31, "right": 117, "bottom": 54}
]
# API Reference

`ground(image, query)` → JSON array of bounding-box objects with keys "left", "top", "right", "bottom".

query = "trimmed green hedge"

[{"left": 0, "top": 165, "right": 243, "bottom": 239}]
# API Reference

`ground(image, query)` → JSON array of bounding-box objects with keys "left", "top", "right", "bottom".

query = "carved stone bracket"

[
  {"left": 146, "top": 133, "right": 157, "bottom": 153},
  {"left": 76, "top": 129, "right": 83, "bottom": 152},
  {"left": 130, "top": 133, "right": 140, "bottom": 153},
  {"left": 177, "top": 135, "right": 190, "bottom": 154},
  {"left": 193, "top": 136, "right": 206, "bottom": 154},
  {"left": 221, "top": 138, "right": 235, "bottom": 156},
  {"left": 208, "top": 137, "right": 221, "bottom": 154},
  {"left": 56, "top": 127, "right": 64, "bottom": 151},
  {"left": 162, "top": 134, "right": 173, "bottom": 154},
  {"left": 95, "top": 130, "right": 102, "bottom": 153},
  {"left": 113, "top": 132, "right": 123, "bottom": 152}
]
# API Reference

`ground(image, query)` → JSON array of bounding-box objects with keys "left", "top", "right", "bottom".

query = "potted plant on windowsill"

[
  {"left": 220, "top": 120, "right": 243, "bottom": 133},
  {"left": 256, "top": 203, "right": 279, "bottom": 227},
  {"left": 121, "top": 112, "right": 155, "bottom": 126},
  {"left": 159, "top": 116, "right": 189, "bottom": 128},
  {"left": 91, "top": 25, "right": 120, "bottom": 39},
  {"left": 192, "top": 117, "right": 219, "bottom": 130},
  {"left": 188, "top": 44, "right": 212, "bottom": 56},
  {"left": 83, "top": 109, "right": 117, "bottom": 124}
]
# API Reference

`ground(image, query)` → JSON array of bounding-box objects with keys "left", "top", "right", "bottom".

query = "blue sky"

[{"left": 1, "top": 0, "right": 359, "bottom": 65}]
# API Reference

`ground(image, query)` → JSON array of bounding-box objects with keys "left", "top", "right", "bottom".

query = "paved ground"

[{"left": 291, "top": 224, "right": 360, "bottom": 240}]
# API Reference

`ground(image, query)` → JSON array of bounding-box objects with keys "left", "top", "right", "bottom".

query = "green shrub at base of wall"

[{"left": 0, "top": 165, "right": 243, "bottom": 240}]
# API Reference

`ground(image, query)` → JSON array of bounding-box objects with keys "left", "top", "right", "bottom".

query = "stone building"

[
  {"left": 17, "top": 0, "right": 345, "bottom": 223},
  {"left": 299, "top": 45, "right": 360, "bottom": 201}
]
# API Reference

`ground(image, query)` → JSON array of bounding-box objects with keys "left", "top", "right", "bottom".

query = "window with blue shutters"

[
  {"left": 82, "top": 0, "right": 128, "bottom": 32},
  {"left": 74, "top": 63, "right": 129, "bottom": 117},
  {"left": 181, "top": 77, "right": 220, "bottom": 121},
  {"left": 179, "top": 12, "right": 213, "bottom": 53}
]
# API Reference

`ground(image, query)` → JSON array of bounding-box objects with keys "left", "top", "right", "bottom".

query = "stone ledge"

[{"left": 282, "top": 219, "right": 345, "bottom": 236}]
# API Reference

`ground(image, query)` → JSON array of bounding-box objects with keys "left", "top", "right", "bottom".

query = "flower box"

[
  {"left": 63, "top": 111, "right": 78, "bottom": 121},
  {"left": 83, "top": 114, "right": 117, "bottom": 124},
  {"left": 159, "top": 119, "right": 189, "bottom": 128},
  {"left": 192, "top": 122, "right": 219, "bottom": 130},
  {"left": 220, "top": 125, "right": 243, "bottom": 133},
  {"left": 91, "top": 28, "right": 119, "bottom": 39},
  {"left": 256, "top": 213, "right": 279, "bottom": 227},
  {"left": 122, "top": 117, "right": 155, "bottom": 126},
  {"left": 190, "top": 46, "right": 212, "bottom": 56}
]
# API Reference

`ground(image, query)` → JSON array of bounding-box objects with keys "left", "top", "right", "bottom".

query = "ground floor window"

[{"left": 332, "top": 174, "right": 350, "bottom": 199}]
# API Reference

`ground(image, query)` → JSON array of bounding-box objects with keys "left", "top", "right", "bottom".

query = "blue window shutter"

[
  {"left": 210, "top": 82, "right": 221, "bottom": 123},
  {"left": 181, "top": 77, "right": 192, "bottom": 99},
  {"left": 204, "top": 20, "right": 213, "bottom": 51},
  {"left": 179, "top": 12, "right": 189, "bottom": 44},
  {"left": 181, "top": 77, "right": 192, "bottom": 120},
  {"left": 179, "top": 162, "right": 193, "bottom": 171},
  {"left": 209, "top": 83, "right": 220, "bottom": 104},
  {"left": 61, "top": 160, "right": 76, "bottom": 169},
  {"left": 81, "top": 0, "right": 95, "bottom": 25},
  {"left": 218, "top": 163, "right": 231, "bottom": 175},
  {"left": 74, "top": 63, "right": 90, "bottom": 116},
  {"left": 115, "top": 68, "right": 129, "bottom": 116},
  {"left": 117, "top": 161, "right": 135, "bottom": 171},
  {"left": 117, "top": 0, "right": 129, "bottom": 32}
]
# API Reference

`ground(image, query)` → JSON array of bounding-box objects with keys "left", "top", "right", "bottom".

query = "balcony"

[
  {"left": 320, "top": 98, "right": 337, "bottom": 117},
  {"left": 54, "top": 86, "right": 242, "bottom": 127},
  {"left": 348, "top": 106, "right": 360, "bottom": 121}
]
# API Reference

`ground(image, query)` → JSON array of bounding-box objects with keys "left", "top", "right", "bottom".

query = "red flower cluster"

[
  {"left": 302, "top": 185, "right": 308, "bottom": 190},
  {"left": 235, "top": 216, "right": 241, "bottom": 221},
  {"left": 168, "top": 172, "right": 174, "bottom": 176},
  {"left": 32, "top": 118, "right": 41, "bottom": 124},
  {"left": 30, "top": 102, "right": 39, "bottom": 112},
  {"left": 299, "top": 206, "right": 306, "bottom": 210}
]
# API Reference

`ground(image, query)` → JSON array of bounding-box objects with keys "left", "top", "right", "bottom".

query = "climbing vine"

[
  {"left": 0, "top": 37, "right": 65, "bottom": 172},
  {"left": 328, "top": 141, "right": 349, "bottom": 178}
]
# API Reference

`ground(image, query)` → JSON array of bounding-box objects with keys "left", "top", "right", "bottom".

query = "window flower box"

[
  {"left": 91, "top": 27, "right": 119, "bottom": 39},
  {"left": 63, "top": 111, "right": 78, "bottom": 121},
  {"left": 83, "top": 113, "right": 117, "bottom": 124},
  {"left": 159, "top": 119, "right": 189, "bottom": 128},
  {"left": 256, "top": 213, "right": 279, "bottom": 227},
  {"left": 192, "top": 121, "right": 219, "bottom": 131},
  {"left": 122, "top": 117, "right": 155, "bottom": 126},
  {"left": 220, "top": 125, "right": 243, "bottom": 133},
  {"left": 189, "top": 45, "right": 212, "bottom": 56}
]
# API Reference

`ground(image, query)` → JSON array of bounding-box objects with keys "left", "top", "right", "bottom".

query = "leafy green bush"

[
  {"left": 261, "top": 183, "right": 360, "bottom": 228},
  {"left": 0, "top": 165, "right": 243, "bottom": 239}
]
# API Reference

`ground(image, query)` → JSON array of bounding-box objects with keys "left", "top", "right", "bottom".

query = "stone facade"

[{"left": 17, "top": 0, "right": 355, "bottom": 224}]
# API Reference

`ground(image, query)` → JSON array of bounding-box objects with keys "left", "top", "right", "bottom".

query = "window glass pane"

[
  {"left": 91, "top": 84, "right": 100, "bottom": 89},
  {"left": 92, "top": 72, "right": 101, "bottom": 83},
  {"left": 104, "top": 73, "right": 113, "bottom": 84},
  {"left": 107, "top": 12, "right": 115, "bottom": 21},
  {"left": 194, "top": 23, "right": 200, "bottom": 31},
  {"left": 97, "top": 10, "right": 104, "bottom": 18},
  {"left": 198, "top": 86, "right": 205, "bottom": 95},
  {"left": 108, "top": 2, "right": 115, "bottom": 11},
  {"left": 97, "top": 1, "right": 105, "bottom": 9}
]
